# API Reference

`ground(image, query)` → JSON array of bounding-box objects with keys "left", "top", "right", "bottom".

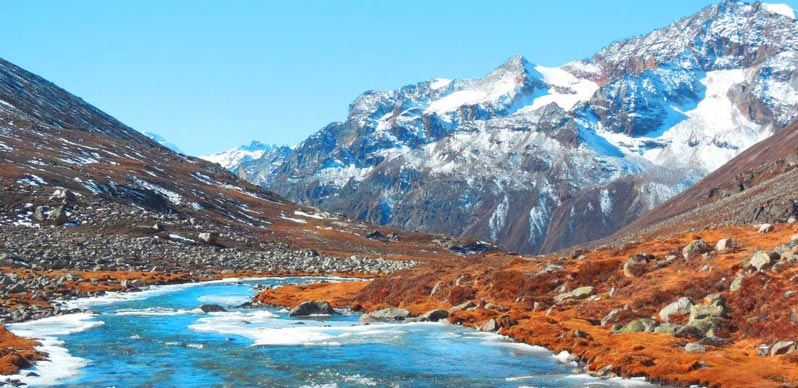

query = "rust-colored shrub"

[{"left": 448, "top": 285, "right": 477, "bottom": 305}]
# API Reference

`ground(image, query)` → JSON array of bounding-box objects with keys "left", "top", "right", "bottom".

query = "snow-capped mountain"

[
  {"left": 144, "top": 131, "right": 184, "bottom": 154},
  {"left": 228, "top": 0, "right": 798, "bottom": 254},
  {"left": 201, "top": 141, "right": 291, "bottom": 171}
]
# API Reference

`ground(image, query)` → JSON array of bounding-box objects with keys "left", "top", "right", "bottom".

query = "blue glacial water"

[{"left": 8, "top": 277, "right": 653, "bottom": 388}]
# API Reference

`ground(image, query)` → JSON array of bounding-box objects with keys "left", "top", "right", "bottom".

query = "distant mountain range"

[
  {"left": 144, "top": 131, "right": 184, "bottom": 154},
  {"left": 213, "top": 0, "right": 798, "bottom": 254}
]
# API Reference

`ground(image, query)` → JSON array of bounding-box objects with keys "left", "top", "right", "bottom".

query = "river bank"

[
  {"left": 2, "top": 276, "right": 644, "bottom": 387},
  {"left": 254, "top": 223, "right": 798, "bottom": 388},
  {"left": 0, "top": 269, "right": 377, "bottom": 384}
]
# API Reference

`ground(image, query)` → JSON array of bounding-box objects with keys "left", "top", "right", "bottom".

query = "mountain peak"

[
  {"left": 491, "top": 54, "right": 538, "bottom": 79},
  {"left": 240, "top": 140, "right": 273, "bottom": 152},
  {"left": 202, "top": 140, "right": 289, "bottom": 170}
]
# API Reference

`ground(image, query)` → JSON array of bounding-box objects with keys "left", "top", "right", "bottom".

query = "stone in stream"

[
  {"left": 419, "top": 309, "right": 449, "bottom": 322},
  {"left": 359, "top": 307, "right": 411, "bottom": 323},
  {"left": 759, "top": 223, "right": 775, "bottom": 233},
  {"left": 199, "top": 304, "right": 227, "bottom": 313},
  {"left": 481, "top": 318, "right": 498, "bottom": 332},
  {"left": 288, "top": 301, "right": 336, "bottom": 317}
]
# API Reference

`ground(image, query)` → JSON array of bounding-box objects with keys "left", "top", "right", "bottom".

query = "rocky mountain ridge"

[{"left": 220, "top": 0, "right": 798, "bottom": 254}]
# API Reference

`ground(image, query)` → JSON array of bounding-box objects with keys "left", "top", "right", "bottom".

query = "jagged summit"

[
  {"left": 221, "top": 0, "right": 798, "bottom": 254},
  {"left": 201, "top": 140, "right": 290, "bottom": 171},
  {"left": 592, "top": 0, "right": 798, "bottom": 78}
]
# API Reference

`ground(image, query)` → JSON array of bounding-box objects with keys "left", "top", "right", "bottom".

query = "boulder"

[
  {"left": 448, "top": 301, "right": 476, "bottom": 312},
  {"left": 674, "top": 325, "right": 705, "bottom": 340},
  {"left": 601, "top": 306, "right": 630, "bottom": 327},
  {"left": 46, "top": 206, "right": 69, "bottom": 226},
  {"left": 623, "top": 255, "right": 648, "bottom": 278},
  {"left": 571, "top": 286, "right": 594, "bottom": 298},
  {"left": 554, "top": 286, "right": 594, "bottom": 303},
  {"left": 750, "top": 251, "right": 778, "bottom": 271},
  {"left": 365, "top": 231, "right": 387, "bottom": 241},
  {"left": 481, "top": 318, "right": 498, "bottom": 332},
  {"left": 684, "top": 343, "right": 706, "bottom": 353},
  {"left": 49, "top": 189, "right": 77, "bottom": 203},
  {"left": 617, "top": 318, "right": 656, "bottom": 333},
  {"left": 289, "top": 301, "right": 336, "bottom": 317},
  {"left": 659, "top": 297, "right": 693, "bottom": 322},
  {"left": 682, "top": 240, "right": 711, "bottom": 259},
  {"left": 697, "top": 336, "right": 732, "bottom": 347},
  {"left": 199, "top": 304, "right": 227, "bottom": 313},
  {"left": 198, "top": 232, "right": 219, "bottom": 245},
  {"left": 770, "top": 340, "right": 795, "bottom": 356},
  {"left": 689, "top": 297, "right": 727, "bottom": 321},
  {"left": 715, "top": 238, "right": 737, "bottom": 253},
  {"left": 360, "top": 307, "right": 411, "bottom": 323},
  {"left": 33, "top": 206, "right": 48, "bottom": 222},
  {"left": 759, "top": 223, "right": 774, "bottom": 233},
  {"left": 419, "top": 309, "right": 449, "bottom": 322},
  {"left": 653, "top": 323, "right": 681, "bottom": 334}
]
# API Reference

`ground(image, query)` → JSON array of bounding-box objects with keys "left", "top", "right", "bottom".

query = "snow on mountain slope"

[
  {"left": 518, "top": 64, "right": 599, "bottom": 113},
  {"left": 763, "top": 3, "right": 795, "bottom": 18},
  {"left": 144, "top": 131, "right": 184, "bottom": 154},
  {"left": 225, "top": 0, "right": 798, "bottom": 254},
  {"left": 202, "top": 141, "right": 288, "bottom": 170},
  {"left": 589, "top": 69, "right": 769, "bottom": 172}
]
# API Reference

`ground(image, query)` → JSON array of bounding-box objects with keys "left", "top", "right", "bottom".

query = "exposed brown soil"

[{"left": 256, "top": 223, "right": 798, "bottom": 388}]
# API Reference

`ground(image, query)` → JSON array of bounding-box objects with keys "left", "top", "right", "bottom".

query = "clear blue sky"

[{"left": 0, "top": 0, "right": 718, "bottom": 155}]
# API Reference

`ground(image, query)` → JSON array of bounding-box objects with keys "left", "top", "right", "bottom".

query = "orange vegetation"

[
  {"left": 0, "top": 326, "right": 42, "bottom": 376},
  {"left": 254, "top": 281, "right": 370, "bottom": 309},
  {"left": 255, "top": 223, "right": 798, "bottom": 388}
]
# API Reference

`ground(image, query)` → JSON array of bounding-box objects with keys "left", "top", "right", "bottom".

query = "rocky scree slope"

[
  {"left": 224, "top": 0, "right": 798, "bottom": 254},
  {"left": 0, "top": 55, "right": 496, "bottom": 285}
]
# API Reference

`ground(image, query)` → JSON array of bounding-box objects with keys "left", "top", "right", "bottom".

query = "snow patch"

[
  {"left": 132, "top": 177, "right": 182, "bottom": 205},
  {"left": 599, "top": 189, "right": 613, "bottom": 215},
  {"left": 764, "top": 3, "right": 795, "bottom": 19},
  {"left": 17, "top": 174, "right": 47, "bottom": 186},
  {"left": 429, "top": 78, "right": 452, "bottom": 90},
  {"left": 281, "top": 216, "right": 308, "bottom": 224},
  {"left": 518, "top": 65, "right": 598, "bottom": 112}
]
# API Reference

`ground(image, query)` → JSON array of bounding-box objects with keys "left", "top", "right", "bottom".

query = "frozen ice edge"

[
  {"left": 3, "top": 275, "right": 353, "bottom": 386},
  {"left": 5, "top": 276, "right": 656, "bottom": 387}
]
